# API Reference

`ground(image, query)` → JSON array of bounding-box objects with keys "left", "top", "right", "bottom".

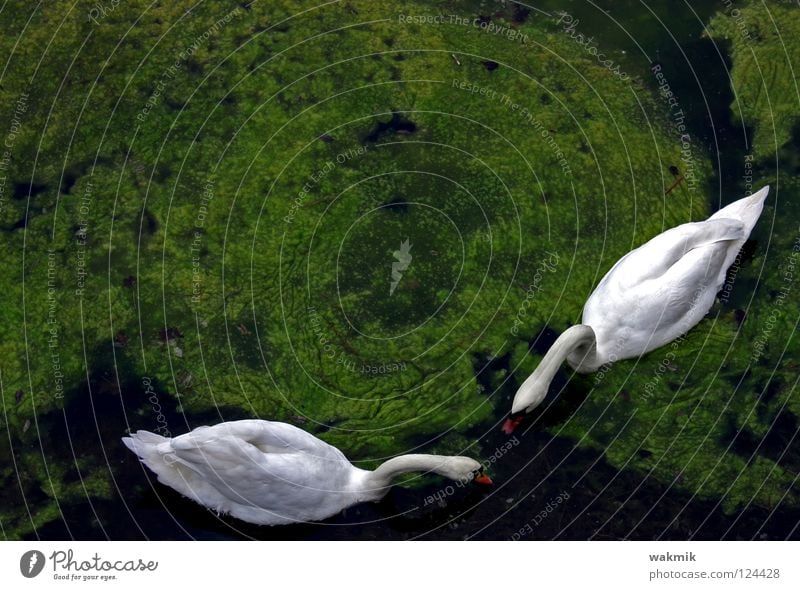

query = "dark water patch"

[
  {"left": 472, "top": 350, "right": 511, "bottom": 384},
  {"left": 761, "top": 378, "right": 783, "bottom": 406},
  {"left": 29, "top": 516, "right": 72, "bottom": 540},
  {"left": 778, "top": 122, "right": 800, "bottom": 173},
  {"left": 186, "top": 58, "right": 203, "bottom": 76},
  {"left": 60, "top": 172, "right": 77, "bottom": 195},
  {"left": 512, "top": 5, "right": 530, "bottom": 23},
  {"left": 153, "top": 165, "right": 172, "bottom": 184},
  {"left": 58, "top": 158, "right": 117, "bottom": 196},
  {"left": 156, "top": 326, "right": 182, "bottom": 342},
  {"left": 716, "top": 244, "right": 760, "bottom": 311},
  {"left": 141, "top": 208, "right": 159, "bottom": 235},
  {"left": 534, "top": 376, "right": 593, "bottom": 429},
  {"left": 382, "top": 198, "right": 408, "bottom": 213},
  {"left": 727, "top": 410, "right": 800, "bottom": 475},
  {"left": 529, "top": 325, "right": 561, "bottom": 356},
  {"left": 659, "top": 35, "right": 738, "bottom": 148},
  {"left": 316, "top": 418, "right": 348, "bottom": 434},
  {"left": 737, "top": 239, "right": 759, "bottom": 265},
  {"left": 165, "top": 96, "right": 187, "bottom": 110},
  {"left": 12, "top": 181, "right": 47, "bottom": 200},
  {"left": 364, "top": 112, "right": 417, "bottom": 143}
]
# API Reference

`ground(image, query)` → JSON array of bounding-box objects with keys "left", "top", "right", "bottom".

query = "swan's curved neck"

[
  {"left": 538, "top": 323, "right": 596, "bottom": 379},
  {"left": 366, "top": 455, "right": 457, "bottom": 491},
  {"left": 513, "top": 325, "right": 596, "bottom": 413}
]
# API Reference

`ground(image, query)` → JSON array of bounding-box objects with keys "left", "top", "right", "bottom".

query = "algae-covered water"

[{"left": 1, "top": 0, "right": 799, "bottom": 540}]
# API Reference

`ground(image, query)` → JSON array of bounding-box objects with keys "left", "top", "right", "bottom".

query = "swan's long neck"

[
  {"left": 552, "top": 324, "right": 597, "bottom": 371},
  {"left": 365, "top": 455, "right": 458, "bottom": 492},
  {"left": 512, "top": 325, "right": 596, "bottom": 414}
]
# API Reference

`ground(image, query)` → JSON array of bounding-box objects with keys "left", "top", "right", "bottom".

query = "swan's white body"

[
  {"left": 511, "top": 186, "right": 769, "bottom": 414},
  {"left": 123, "top": 419, "right": 485, "bottom": 525}
]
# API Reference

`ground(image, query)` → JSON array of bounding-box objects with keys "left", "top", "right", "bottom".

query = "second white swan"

[{"left": 506, "top": 185, "right": 769, "bottom": 431}]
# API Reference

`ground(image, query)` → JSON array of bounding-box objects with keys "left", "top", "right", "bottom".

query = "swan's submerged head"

[
  {"left": 510, "top": 379, "right": 549, "bottom": 416},
  {"left": 502, "top": 375, "right": 550, "bottom": 433},
  {"left": 438, "top": 457, "right": 493, "bottom": 485},
  {"left": 502, "top": 389, "right": 545, "bottom": 434}
]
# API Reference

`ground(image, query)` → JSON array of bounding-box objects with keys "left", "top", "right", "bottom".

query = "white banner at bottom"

[{"left": 0, "top": 541, "right": 797, "bottom": 589}]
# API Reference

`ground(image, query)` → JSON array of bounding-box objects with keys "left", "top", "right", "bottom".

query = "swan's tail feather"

[
  {"left": 123, "top": 430, "right": 214, "bottom": 504},
  {"left": 123, "top": 430, "right": 168, "bottom": 446},
  {"left": 710, "top": 185, "right": 769, "bottom": 235},
  {"left": 122, "top": 430, "right": 170, "bottom": 460},
  {"left": 123, "top": 431, "right": 182, "bottom": 478}
]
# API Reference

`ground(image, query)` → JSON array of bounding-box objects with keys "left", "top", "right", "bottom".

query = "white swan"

[
  {"left": 123, "top": 419, "right": 492, "bottom": 526},
  {"left": 505, "top": 185, "right": 769, "bottom": 430}
]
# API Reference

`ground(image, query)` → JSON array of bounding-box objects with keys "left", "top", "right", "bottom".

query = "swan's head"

[
  {"left": 504, "top": 325, "right": 597, "bottom": 433},
  {"left": 511, "top": 378, "right": 549, "bottom": 415},
  {"left": 502, "top": 378, "right": 549, "bottom": 434},
  {"left": 437, "top": 457, "right": 493, "bottom": 485}
]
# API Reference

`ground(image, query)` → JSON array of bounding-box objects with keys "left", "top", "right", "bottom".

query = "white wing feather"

[{"left": 583, "top": 217, "right": 746, "bottom": 364}]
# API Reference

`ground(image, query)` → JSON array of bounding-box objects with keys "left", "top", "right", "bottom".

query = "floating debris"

[
  {"left": 178, "top": 370, "right": 193, "bottom": 387},
  {"left": 664, "top": 174, "right": 685, "bottom": 195}
]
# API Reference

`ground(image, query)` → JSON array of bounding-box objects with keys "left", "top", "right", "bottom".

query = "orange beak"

[
  {"left": 502, "top": 415, "right": 524, "bottom": 434},
  {"left": 473, "top": 473, "right": 493, "bottom": 485}
]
